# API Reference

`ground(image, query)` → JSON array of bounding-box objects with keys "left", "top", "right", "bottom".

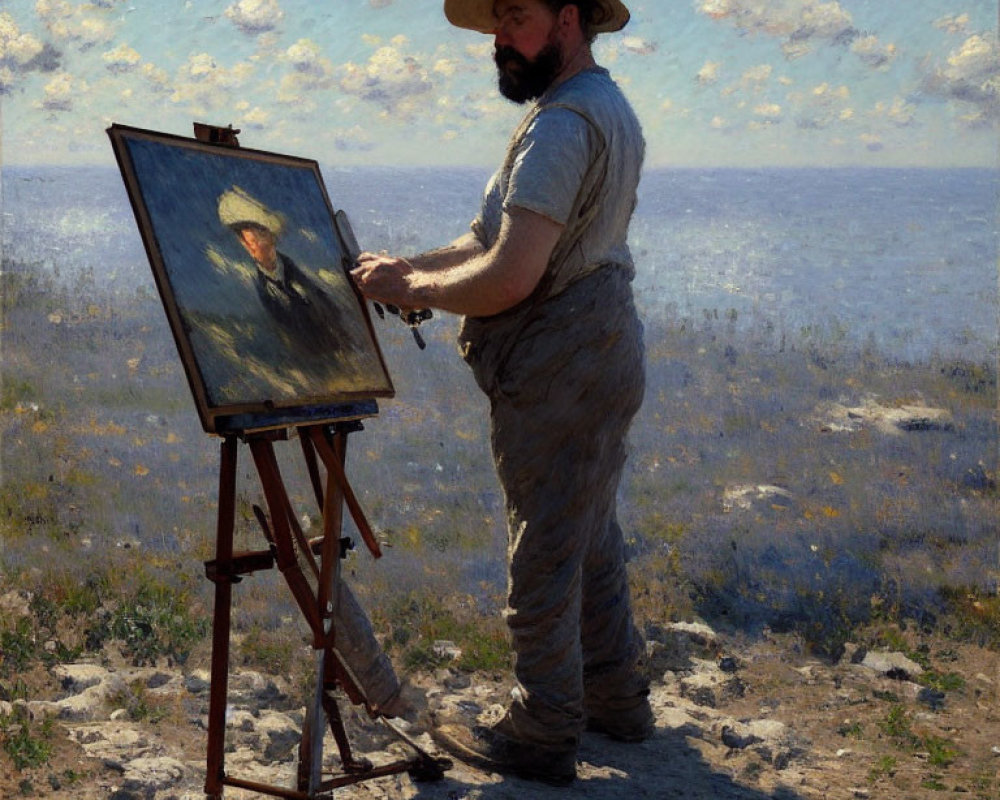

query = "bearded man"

[{"left": 351, "top": 0, "right": 652, "bottom": 784}]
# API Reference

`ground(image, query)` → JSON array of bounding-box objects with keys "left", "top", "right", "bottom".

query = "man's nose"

[{"left": 493, "top": 27, "right": 510, "bottom": 49}]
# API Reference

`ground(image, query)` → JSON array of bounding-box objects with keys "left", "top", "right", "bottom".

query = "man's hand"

[{"left": 351, "top": 252, "right": 418, "bottom": 310}]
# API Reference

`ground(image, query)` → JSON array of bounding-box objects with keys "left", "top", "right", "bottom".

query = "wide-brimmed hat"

[
  {"left": 444, "top": 0, "right": 630, "bottom": 35},
  {"left": 217, "top": 186, "right": 285, "bottom": 236}
]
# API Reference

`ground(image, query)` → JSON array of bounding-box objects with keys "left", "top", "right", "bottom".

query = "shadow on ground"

[{"left": 406, "top": 726, "right": 807, "bottom": 800}]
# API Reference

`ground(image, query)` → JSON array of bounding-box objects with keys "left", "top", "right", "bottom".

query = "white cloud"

[
  {"left": 102, "top": 42, "right": 140, "bottom": 73},
  {"left": 433, "top": 58, "right": 459, "bottom": 77},
  {"left": 285, "top": 38, "right": 332, "bottom": 77},
  {"left": 790, "top": 82, "right": 851, "bottom": 129},
  {"left": 170, "top": 53, "right": 255, "bottom": 110},
  {"left": 696, "top": 60, "right": 721, "bottom": 85},
  {"left": 140, "top": 61, "right": 171, "bottom": 92},
  {"left": 753, "top": 102, "right": 782, "bottom": 122},
  {"left": 339, "top": 43, "right": 434, "bottom": 119},
  {"left": 38, "top": 69, "right": 87, "bottom": 111},
  {"left": 37, "top": 0, "right": 117, "bottom": 49},
  {"left": 0, "top": 11, "right": 49, "bottom": 92},
  {"left": 274, "top": 39, "right": 335, "bottom": 104},
  {"left": 225, "top": 0, "right": 284, "bottom": 35},
  {"left": 875, "top": 96, "right": 916, "bottom": 127},
  {"left": 741, "top": 63, "right": 772, "bottom": 87},
  {"left": 934, "top": 14, "right": 970, "bottom": 35},
  {"left": 851, "top": 35, "right": 897, "bottom": 69},
  {"left": 698, "top": 0, "right": 854, "bottom": 41},
  {"left": 922, "top": 32, "right": 1000, "bottom": 126},
  {"left": 700, "top": 0, "right": 906, "bottom": 72},
  {"left": 0, "top": 12, "right": 44, "bottom": 64},
  {"left": 237, "top": 104, "right": 270, "bottom": 129},
  {"left": 859, "top": 132, "right": 883, "bottom": 151},
  {"left": 621, "top": 36, "right": 657, "bottom": 56}
]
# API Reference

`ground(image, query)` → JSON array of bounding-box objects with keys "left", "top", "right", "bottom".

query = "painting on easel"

[{"left": 107, "top": 124, "right": 394, "bottom": 434}]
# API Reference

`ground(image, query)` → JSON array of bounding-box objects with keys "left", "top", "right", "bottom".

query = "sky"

[{"left": 0, "top": 0, "right": 998, "bottom": 168}]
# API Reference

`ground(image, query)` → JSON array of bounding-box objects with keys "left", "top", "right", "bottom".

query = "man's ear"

[{"left": 557, "top": 3, "right": 581, "bottom": 36}]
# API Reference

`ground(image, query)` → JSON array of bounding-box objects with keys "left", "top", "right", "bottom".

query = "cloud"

[
  {"left": 285, "top": 37, "right": 333, "bottom": 77},
  {"left": 859, "top": 132, "right": 883, "bottom": 151},
  {"left": 791, "top": 82, "right": 851, "bottom": 129},
  {"left": 339, "top": 40, "right": 434, "bottom": 119},
  {"left": 753, "top": 102, "right": 782, "bottom": 122},
  {"left": 36, "top": 0, "right": 118, "bottom": 49},
  {"left": 922, "top": 32, "right": 1000, "bottom": 126},
  {"left": 1, "top": 13, "right": 44, "bottom": 64},
  {"left": 698, "top": 0, "right": 859, "bottom": 60},
  {"left": 850, "top": 35, "right": 897, "bottom": 69},
  {"left": 225, "top": 0, "right": 284, "bottom": 34},
  {"left": 741, "top": 63, "right": 772, "bottom": 88},
  {"left": 275, "top": 39, "right": 335, "bottom": 104},
  {"left": 621, "top": 36, "right": 658, "bottom": 56},
  {"left": 699, "top": 1, "right": 854, "bottom": 39},
  {"left": 331, "top": 124, "right": 376, "bottom": 151},
  {"left": 696, "top": 60, "right": 721, "bottom": 85},
  {"left": 37, "top": 69, "right": 87, "bottom": 111},
  {"left": 933, "top": 14, "right": 970, "bottom": 35},
  {"left": 0, "top": 11, "right": 57, "bottom": 91},
  {"left": 170, "top": 53, "right": 255, "bottom": 110},
  {"left": 102, "top": 42, "right": 140, "bottom": 73},
  {"left": 234, "top": 101, "right": 271, "bottom": 129},
  {"left": 873, "top": 96, "right": 916, "bottom": 128}
]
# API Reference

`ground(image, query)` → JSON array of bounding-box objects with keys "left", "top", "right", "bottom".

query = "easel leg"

[{"left": 205, "top": 436, "right": 238, "bottom": 799}]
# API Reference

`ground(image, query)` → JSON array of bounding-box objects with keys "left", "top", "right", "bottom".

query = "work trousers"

[{"left": 471, "top": 268, "right": 647, "bottom": 749}]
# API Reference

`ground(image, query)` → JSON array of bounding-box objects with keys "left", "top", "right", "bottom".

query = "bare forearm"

[
  {"left": 408, "top": 231, "right": 485, "bottom": 272},
  {"left": 352, "top": 208, "right": 562, "bottom": 318},
  {"left": 408, "top": 250, "right": 536, "bottom": 317}
]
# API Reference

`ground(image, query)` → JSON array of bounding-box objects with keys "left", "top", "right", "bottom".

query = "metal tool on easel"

[{"left": 108, "top": 122, "right": 451, "bottom": 799}]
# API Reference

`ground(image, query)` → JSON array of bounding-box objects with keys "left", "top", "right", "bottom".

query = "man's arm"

[
  {"left": 351, "top": 207, "right": 563, "bottom": 318},
  {"left": 408, "top": 231, "right": 486, "bottom": 271}
]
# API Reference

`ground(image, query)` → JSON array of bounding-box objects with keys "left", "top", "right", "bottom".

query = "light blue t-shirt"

[{"left": 472, "top": 66, "right": 645, "bottom": 300}]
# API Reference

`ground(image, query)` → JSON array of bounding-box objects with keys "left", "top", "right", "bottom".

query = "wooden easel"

[
  {"left": 203, "top": 421, "right": 449, "bottom": 799},
  {"left": 191, "top": 123, "right": 448, "bottom": 798}
]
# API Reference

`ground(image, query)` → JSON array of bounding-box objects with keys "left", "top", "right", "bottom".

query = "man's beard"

[{"left": 495, "top": 43, "right": 563, "bottom": 104}]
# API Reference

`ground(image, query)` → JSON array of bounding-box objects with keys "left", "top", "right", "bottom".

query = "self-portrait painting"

[{"left": 108, "top": 125, "right": 393, "bottom": 433}]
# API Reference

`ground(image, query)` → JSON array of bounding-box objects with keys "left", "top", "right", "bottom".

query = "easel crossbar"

[{"left": 203, "top": 424, "right": 447, "bottom": 799}]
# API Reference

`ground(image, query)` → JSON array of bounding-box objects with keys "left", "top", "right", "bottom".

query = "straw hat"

[
  {"left": 444, "top": 0, "right": 630, "bottom": 35},
  {"left": 217, "top": 186, "right": 285, "bottom": 236}
]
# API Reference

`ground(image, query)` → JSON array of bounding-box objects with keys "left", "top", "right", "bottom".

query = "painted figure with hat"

[
  {"left": 352, "top": 0, "right": 650, "bottom": 784},
  {"left": 218, "top": 186, "right": 350, "bottom": 356}
]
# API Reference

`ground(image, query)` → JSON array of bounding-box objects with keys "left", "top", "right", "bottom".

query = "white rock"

[
  {"left": 52, "top": 663, "right": 110, "bottom": 693},
  {"left": 667, "top": 621, "right": 718, "bottom": 646},
  {"left": 860, "top": 650, "right": 924, "bottom": 679},
  {"left": 432, "top": 640, "right": 462, "bottom": 660},
  {"left": 121, "top": 756, "right": 185, "bottom": 791},
  {"left": 722, "top": 483, "right": 794, "bottom": 513}
]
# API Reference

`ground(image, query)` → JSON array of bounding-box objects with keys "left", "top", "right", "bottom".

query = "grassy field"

[{"left": 1, "top": 254, "right": 997, "bottom": 694}]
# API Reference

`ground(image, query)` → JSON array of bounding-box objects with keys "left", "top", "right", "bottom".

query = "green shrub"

[
  {"left": 376, "top": 590, "right": 511, "bottom": 674},
  {"left": 923, "top": 734, "right": 960, "bottom": 768},
  {"left": 240, "top": 626, "right": 295, "bottom": 675},
  {"left": 939, "top": 588, "right": 1000, "bottom": 650},
  {"left": 86, "top": 572, "right": 209, "bottom": 666},
  {"left": 106, "top": 681, "right": 169, "bottom": 723},
  {"left": 879, "top": 704, "right": 919, "bottom": 749},
  {"left": 0, "top": 619, "right": 39, "bottom": 678},
  {"left": 1, "top": 707, "right": 54, "bottom": 771}
]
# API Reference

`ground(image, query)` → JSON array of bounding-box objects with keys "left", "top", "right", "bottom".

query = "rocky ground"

[{"left": 2, "top": 619, "right": 997, "bottom": 800}]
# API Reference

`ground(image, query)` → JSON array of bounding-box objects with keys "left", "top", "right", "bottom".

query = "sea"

[{"left": 2, "top": 165, "right": 997, "bottom": 363}]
